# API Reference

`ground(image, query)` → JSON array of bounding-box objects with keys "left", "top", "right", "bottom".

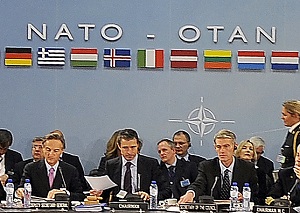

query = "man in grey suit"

[{"left": 179, "top": 129, "right": 258, "bottom": 203}]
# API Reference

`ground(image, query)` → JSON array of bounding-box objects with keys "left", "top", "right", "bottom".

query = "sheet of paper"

[{"left": 85, "top": 175, "right": 117, "bottom": 190}]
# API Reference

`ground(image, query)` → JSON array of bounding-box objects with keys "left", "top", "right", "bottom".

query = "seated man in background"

[
  {"left": 179, "top": 129, "right": 258, "bottom": 203},
  {"left": 92, "top": 128, "right": 171, "bottom": 202},
  {"left": 157, "top": 138, "right": 198, "bottom": 200},
  {"left": 267, "top": 144, "right": 300, "bottom": 207},
  {"left": 0, "top": 129, "right": 23, "bottom": 186},
  {"left": 50, "top": 129, "right": 90, "bottom": 191},
  {"left": 13, "top": 137, "right": 44, "bottom": 186},
  {"left": 16, "top": 133, "right": 85, "bottom": 201},
  {"left": 173, "top": 130, "right": 206, "bottom": 166}
]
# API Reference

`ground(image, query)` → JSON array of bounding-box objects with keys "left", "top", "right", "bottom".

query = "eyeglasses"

[{"left": 173, "top": 141, "right": 188, "bottom": 146}]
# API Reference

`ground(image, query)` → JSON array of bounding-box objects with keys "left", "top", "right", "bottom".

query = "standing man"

[
  {"left": 16, "top": 133, "right": 85, "bottom": 201},
  {"left": 172, "top": 130, "right": 205, "bottom": 166},
  {"left": 98, "top": 128, "right": 171, "bottom": 202},
  {"left": 279, "top": 100, "right": 300, "bottom": 168},
  {"left": 178, "top": 129, "right": 258, "bottom": 203},
  {"left": 0, "top": 129, "right": 23, "bottom": 186},
  {"left": 13, "top": 137, "right": 44, "bottom": 186},
  {"left": 157, "top": 139, "right": 198, "bottom": 200}
]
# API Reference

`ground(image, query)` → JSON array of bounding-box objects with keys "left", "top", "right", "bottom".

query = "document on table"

[{"left": 85, "top": 175, "right": 117, "bottom": 190}]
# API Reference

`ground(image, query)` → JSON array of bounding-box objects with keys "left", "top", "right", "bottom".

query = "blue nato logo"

[{"left": 168, "top": 97, "right": 235, "bottom": 145}]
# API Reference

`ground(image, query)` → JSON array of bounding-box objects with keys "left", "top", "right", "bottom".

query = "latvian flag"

[
  {"left": 170, "top": 49, "right": 197, "bottom": 69},
  {"left": 70, "top": 48, "right": 98, "bottom": 67},
  {"left": 5, "top": 47, "right": 32, "bottom": 66},
  {"left": 204, "top": 50, "right": 231, "bottom": 69},
  {"left": 237, "top": 50, "right": 265, "bottom": 70},
  {"left": 104, "top": 48, "right": 131, "bottom": 68},
  {"left": 271, "top": 51, "right": 299, "bottom": 70},
  {"left": 137, "top": 49, "right": 164, "bottom": 68},
  {"left": 38, "top": 47, "right": 65, "bottom": 66}
]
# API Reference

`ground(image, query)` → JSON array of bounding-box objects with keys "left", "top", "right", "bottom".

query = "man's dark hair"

[
  {"left": 117, "top": 128, "right": 141, "bottom": 146},
  {"left": 172, "top": 130, "right": 191, "bottom": 142},
  {"left": 0, "top": 129, "right": 13, "bottom": 148},
  {"left": 43, "top": 133, "right": 65, "bottom": 148}
]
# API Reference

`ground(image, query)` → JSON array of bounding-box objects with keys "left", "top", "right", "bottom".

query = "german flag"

[{"left": 5, "top": 47, "right": 32, "bottom": 66}]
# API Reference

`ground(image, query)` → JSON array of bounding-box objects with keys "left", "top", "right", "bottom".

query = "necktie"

[
  {"left": 0, "top": 156, "right": 3, "bottom": 163},
  {"left": 124, "top": 162, "right": 132, "bottom": 193},
  {"left": 220, "top": 169, "right": 230, "bottom": 199},
  {"left": 168, "top": 166, "right": 176, "bottom": 183},
  {"left": 49, "top": 167, "right": 55, "bottom": 188}
]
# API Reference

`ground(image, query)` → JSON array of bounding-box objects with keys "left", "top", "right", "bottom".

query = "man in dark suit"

[
  {"left": 178, "top": 129, "right": 258, "bottom": 203},
  {"left": 267, "top": 144, "right": 300, "bottom": 207},
  {"left": 0, "top": 129, "right": 23, "bottom": 186},
  {"left": 50, "top": 129, "right": 90, "bottom": 191},
  {"left": 279, "top": 100, "right": 300, "bottom": 168},
  {"left": 13, "top": 136, "right": 44, "bottom": 186},
  {"left": 157, "top": 138, "right": 198, "bottom": 200},
  {"left": 172, "top": 130, "right": 205, "bottom": 166},
  {"left": 16, "top": 133, "right": 85, "bottom": 201},
  {"left": 93, "top": 128, "right": 171, "bottom": 202}
]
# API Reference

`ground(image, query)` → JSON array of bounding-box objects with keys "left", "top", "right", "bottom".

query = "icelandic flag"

[
  {"left": 237, "top": 50, "right": 265, "bottom": 70},
  {"left": 103, "top": 48, "right": 131, "bottom": 68},
  {"left": 170, "top": 49, "right": 197, "bottom": 69},
  {"left": 271, "top": 51, "right": 299, "bottom": 70},
  {"left": 38, "top": 47, "right": 65, "bottom": 66}
]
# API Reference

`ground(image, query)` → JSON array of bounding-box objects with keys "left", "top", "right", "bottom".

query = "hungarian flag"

[
  {"left": 271, "top": 51, "right": 299, "bottom": 70},
  {"left": 5, "top": 47, "right": 32, "bottom": 66},
  {"left": 204, "top": 50, "right": 231, "bottom": 69},
  {"left": 237, "top": 50, "right": 265, "bottom": 70},
  {"left": 137, "top": 49, "right": 164, "bottom": 68},
  {"left": 70, "top": 48, "right": 98, "bottom": 67},
  {"left": 170, "top": 49, "right": 197, "bottom": 69}
]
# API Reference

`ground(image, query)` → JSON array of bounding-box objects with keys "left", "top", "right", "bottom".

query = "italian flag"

[
  {"left": 71, "top": 48, "right": 98, "bottom": 67},
  {"left": 137, "top": 49, "right": 164, "bottom": 68}
]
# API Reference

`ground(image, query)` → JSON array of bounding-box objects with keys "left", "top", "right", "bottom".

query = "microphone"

[
  {"left": 211, "top": 176, "right": 219, "bottom": 197},
  {"left": 58, "top": 166, "right": 67, "bottom": 189},
  {"left": 288, "top": 178, "right": 300, "bottom": 201}
]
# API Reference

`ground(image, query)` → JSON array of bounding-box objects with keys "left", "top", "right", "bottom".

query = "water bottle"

[
  {"left": 24, "top": 179, "right": 32, "bottom": 208},
  {"left": 5, "top": 179, "right": 14, "bottom": 208},
  {"left": 230, "top": 182, "right": 239, "bottom": 211},
  {"left": 243, "top": 183, "right": 251, "bottom": 211},
  {"left": 149, "top": 180, "right": 158, "bottom": 209}
]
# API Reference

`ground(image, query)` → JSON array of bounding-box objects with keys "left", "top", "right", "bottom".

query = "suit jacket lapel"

[{"left": 39, "top": 161, "right": 51, "bottom": 191}]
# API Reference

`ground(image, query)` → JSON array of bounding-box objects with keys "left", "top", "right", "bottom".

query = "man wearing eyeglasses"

[
  {"left": 178, "top": 129, "right": 258, "bottom": 204},
  {"left": 16, "top": 133, "right": 85, "bottom": 201},
  {"left": 13, "top": 137, "right": 44, "bottom": 186},
  {"left": 0, "top": 129, "right": 23, "bottom": 186},
  {"left": 172, "top": 130, "right": 206, "bottom": 166}
]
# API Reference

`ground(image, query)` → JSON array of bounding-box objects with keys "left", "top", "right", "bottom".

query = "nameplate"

[
  {"left": 253, "top": 205, "right": 290, "bottom": 213},
  {"left": 179, "top": 203, "right": 217, "bottom": 212},
  {"left": 30, "top": 201, "right": 69, "bottom": 209},
  {"left": 109, "top": 201, "right": 148, "bottom": 210}
]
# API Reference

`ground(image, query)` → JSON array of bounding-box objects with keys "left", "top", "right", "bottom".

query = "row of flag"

[{"left": 3, "top": 47, "right": 300, "bottom": 70}]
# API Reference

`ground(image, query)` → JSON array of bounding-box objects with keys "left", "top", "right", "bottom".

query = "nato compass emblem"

[{"left": 168, "top": 97, "right": 235, "bottom": 145}]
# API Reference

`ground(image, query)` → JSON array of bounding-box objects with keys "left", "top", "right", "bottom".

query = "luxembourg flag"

[
  {"left": 137, "top": 49, "right": 164, "bottom": 68},
  {"left": 237, "top": 50, "right": 265, "bottom": 70},
  {"left": 271, "top": 51, "right": 299, "bottom": 70}
]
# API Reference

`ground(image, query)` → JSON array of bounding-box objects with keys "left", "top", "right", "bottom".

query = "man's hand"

[
  {"left": 294, "top": 165, "right": 300, "bottom": 179},
  {"left": 178, "top": 191, "right": 194, "bottom": 204},
  {"left": 0, "top": 174, "right": 8, "bottom": 186},
  {"left": 89, "top": 189, "right": 103, "bottom": 197},
  {"left": 16, "top": 188, "right": 25, "bottom": 199},
  {"left": 137, "top": 191, "right": 150, "bottom": 201},
  {"left": 47, "top": 189, "right": 66, "bottom": 199}
]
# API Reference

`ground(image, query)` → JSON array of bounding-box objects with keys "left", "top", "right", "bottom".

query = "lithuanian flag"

[
  {"left": 204, "top": 50, "right": 231, "bottom": 69},
  {"left": 5, "top": 47, "right": 32, "bottom": 66}
]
